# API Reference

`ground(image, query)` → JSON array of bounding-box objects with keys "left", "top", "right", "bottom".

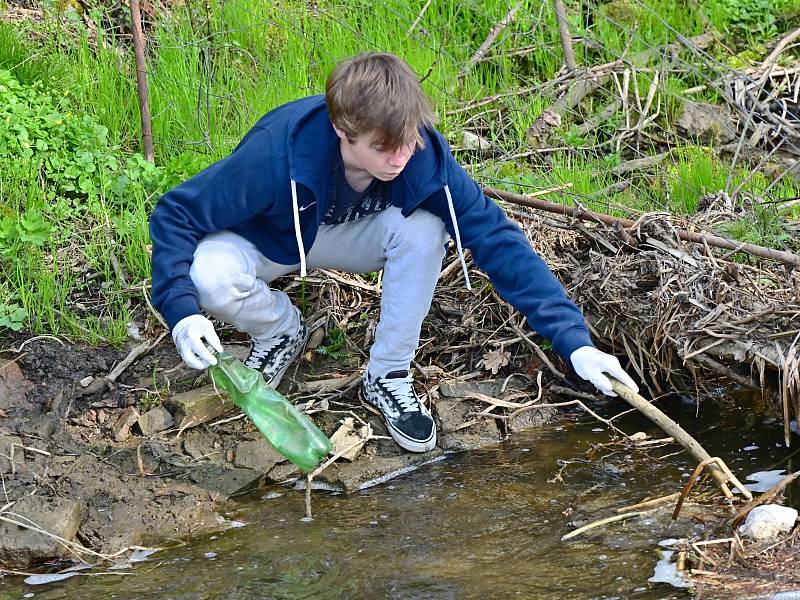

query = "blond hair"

[{"left": 325, "top": 52, "right": 436, "bottom": 150}]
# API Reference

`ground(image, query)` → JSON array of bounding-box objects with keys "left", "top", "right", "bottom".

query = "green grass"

[{"left": 0, "top": 0, "right": 798, "bottom": 342}]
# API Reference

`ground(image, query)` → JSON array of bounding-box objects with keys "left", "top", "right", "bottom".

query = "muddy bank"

[{"left": 0, "top": 335, "right": 557, "bottom": 569}]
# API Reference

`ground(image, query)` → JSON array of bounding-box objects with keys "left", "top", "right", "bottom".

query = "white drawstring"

[
  {"left": 290, "top": 179, "right": 307, "bottom": 277},
  {"left": 444, "top": 184, "right": 472, "bottom": 291}
]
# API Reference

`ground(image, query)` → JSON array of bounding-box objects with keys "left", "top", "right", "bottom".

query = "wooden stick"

[
  {"left": 553, "top": 0, "right": 577, "bottom": 71},
  {"left": 130, "top": 0, "right": 154, "bottom": 162},
  {"left": 458, "top": 3, "right": 521, "bottom": 80},
  {"left": 484, "top": 186, "right": 800, "bottom": 269},
  {"left": 562, "top": 510, "right": 652, "bottom": 540},
  {"left": 610, "top": 379, "right": 752, "bottom": 500}
]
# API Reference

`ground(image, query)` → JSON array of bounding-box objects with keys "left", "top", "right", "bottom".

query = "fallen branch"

[
  {"left": 609, "top": 378, "right": 752, "bottom": 500},
  {"left": 485, "top": 186, "right": 800, "bottom": 269},
  {"left": 458, "top": 3, "right": 522, "bottom": 80},
  {"left": 562, "top": 509, "right": 654, "bottom": 540},
  {"left": 74, "top": 331, "right": 168, "bottom": 397}
]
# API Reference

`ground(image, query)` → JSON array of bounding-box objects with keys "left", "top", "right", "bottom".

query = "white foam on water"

[
  {"left": 648, "top": 550, "right": 690, "bottom": 588},
  {"left": 736, "top": 469, "right": 787, "bottom": 493},
  {"left": 24, "top": 573, "right": 80, "bottom": 586},
  {"left": 743, "top": 445, "right": 759, "bottom": 451}
]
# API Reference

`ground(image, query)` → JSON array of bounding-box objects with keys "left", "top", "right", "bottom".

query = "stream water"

[{"left": 1, "top": 390, "right": 798, "bottom": 600}]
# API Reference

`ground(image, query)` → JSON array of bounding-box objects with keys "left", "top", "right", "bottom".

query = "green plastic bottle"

[{"left": 208, "top": 352, "right": 332, "bottom": 472}]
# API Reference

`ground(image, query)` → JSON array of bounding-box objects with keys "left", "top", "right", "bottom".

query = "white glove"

[
  {"left": 172, "top": 314, "right": 223, "bottom": 370},
  {"left": 569, "top": 346, "right": 639, "bottom": 397}
]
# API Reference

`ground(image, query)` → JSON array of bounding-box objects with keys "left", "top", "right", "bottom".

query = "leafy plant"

[
  {"left": 316, "top": 327, "right": 349, "bottom": 360},
  {"left": 0, "top": 303, "right": 27, "bottom": 331}
]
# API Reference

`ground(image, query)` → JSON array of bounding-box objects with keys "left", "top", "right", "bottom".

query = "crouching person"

[{"left": 149, "top": 52, "right": 638, "bottom": 453}]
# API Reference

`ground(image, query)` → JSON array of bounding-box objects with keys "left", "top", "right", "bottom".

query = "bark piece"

[{"left": 169, "top": 385, "right": 232, "bottom": 430}]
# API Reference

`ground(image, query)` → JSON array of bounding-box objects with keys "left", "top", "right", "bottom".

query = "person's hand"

[
  {"left": 172, "top": 314, "right": 223, "bottom": 370},
  {"left": 569, "top": 346, "right": 639, "bottom": 397}
]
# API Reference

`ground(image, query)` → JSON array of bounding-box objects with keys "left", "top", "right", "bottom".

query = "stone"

[
  {"left": 0, "top": 434, "right": 23, "bottom": 473},
  {"left": 0, "top": 359, "right": 34, "bottom": 413},
  {"left": 739, "top": 504, "right": 798, "bottom": 541},
  {"left": 266, "top": 461, "right": 301, "bottom": 482},
  {"left": 506, "top": 405, "right": 557, "bottom": 433},
  {"left": 182, "top": 431, "right": 224, "bottom": 463},
  {"left": 189, "top": 464, "right": 264, "bottom": 500},
  {"left": 432, "top": 396, "right": 501, "bottom": 451},
  {"left": 314, "top": 450, "right": 443, "bottom": 493},
  {"left": 110, "top": 406, "right": 139, "bottom": 442},
  {"left": 675, "top": 101, "right": 736, "bottom": 144},
  {"left": 136, "top": 406, "right": 174, "bottom": 436},
  {"left": 233, "top": 437, "right": 284, "bottom": 473},
  {"left": 169, "top": 385, "right": 234, "bottom": 430},
  {"left": 0, "top": 496, "right": 81, "bottom": 568},
  {"left": 462, "top": 130, "right": 491, "bottom": 150}
]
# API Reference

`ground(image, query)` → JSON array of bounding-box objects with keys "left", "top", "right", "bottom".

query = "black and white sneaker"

[
  {"left": 244, "top": 308, "right": 308, "bottom": 387},
  {"left": 362, "top": 369, "right": 436, "bottom": 453}
]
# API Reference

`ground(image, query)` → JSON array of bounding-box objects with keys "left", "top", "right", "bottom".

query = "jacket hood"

[{"left": 286, "top": 95, "right": 448, "bottom": 208}]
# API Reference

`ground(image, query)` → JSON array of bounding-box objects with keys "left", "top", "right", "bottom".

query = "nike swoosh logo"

[{"left": 298, "top": 202, "right": 316, "bottom": 211}]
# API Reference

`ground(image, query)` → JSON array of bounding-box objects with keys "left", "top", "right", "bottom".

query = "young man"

[{"left": 150, "top": 52, "right": 638, "bottom": 453}]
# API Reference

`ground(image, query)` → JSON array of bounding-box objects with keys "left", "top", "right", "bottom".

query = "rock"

[
  {"left": 267, "top": 461, "right": 301, "bottom": 482},
  {"left": 314, "top": 450, "right": 443, "bottom": 493},
  {"left": 189, "top": 464, "right": 265, "bottom": 500},
  {"left": 506, "top": 405, "right": 557, "bottom": 433},
  {"left": 110, "top": 406, "right": 140, "bottom": 442},
  {"left": 0, "top": 358, "right": 35, "bottom": 414},
  {"left": 0, "top": 496, "right": 81, "bottom": 569},
  {"left": 432, "top": 396, "right": 500, "bottom": 451},
  {"left": 136, "top": 406, "right": 174, "bottom": 436},
  {"left": 675, "top": 101, "right": 736, "bottom": 144},
  {"left": 182, "top": 431, "right": 224, "bottom": 462},
  {"left": 328, "top": 417, "right": 368, "bottom": 461},
  {"left": 169, "top": 385, "right": 234, "bottom": 430},
  {"left": 462, "top": 130, "right": 491, "bottom": 150},
  {"left": 233, "top": 437, "right": 284, "bottom": 473},
  {"left": 738, "top": 504, "right": 798, "bottom": 541},
  {"left": 0, "top": 434, "right": 23, "bottom": 473}
]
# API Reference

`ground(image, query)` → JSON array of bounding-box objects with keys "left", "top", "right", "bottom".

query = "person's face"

[{"left": 336, "top": 128, "right": 416, "bottom": 181}]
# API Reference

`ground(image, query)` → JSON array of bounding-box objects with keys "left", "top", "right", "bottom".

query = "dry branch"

[
  {"left": 610, "top": 378, "right": 752, "bottom": 500},
  {"left": 485, "top": 186, "right": 800, "bottom": 269}
]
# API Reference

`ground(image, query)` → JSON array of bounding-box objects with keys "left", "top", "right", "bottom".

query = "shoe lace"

[
  {"left": 381, "top": 376, "right": 419, "bottom": 413},
  {"left": 244, "top": 337, "right": 282, "bottom": 367}
]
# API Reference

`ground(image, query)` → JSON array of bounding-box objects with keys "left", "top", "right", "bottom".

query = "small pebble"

[
  {"left": 300, "top": 516, "right": 313, "bottom": 523},
  {"left": 204, "top": 552, "right": 217, "bottom": 559},
  {"left": 262, "top": 492, "right": 283, "bottom": 500}
]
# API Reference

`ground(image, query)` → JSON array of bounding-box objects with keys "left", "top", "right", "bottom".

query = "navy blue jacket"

[{"left": 149, "top": 95, "right": 594, "bottom": 359}]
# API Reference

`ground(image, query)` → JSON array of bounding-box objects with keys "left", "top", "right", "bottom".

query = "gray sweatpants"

[{"left": 189, "top": 207, "right": 449, "bottom": 378}]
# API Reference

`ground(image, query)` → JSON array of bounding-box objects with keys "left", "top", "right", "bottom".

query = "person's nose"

[{"left": 387, "top": 146, "right": 412, "bottom": 168}]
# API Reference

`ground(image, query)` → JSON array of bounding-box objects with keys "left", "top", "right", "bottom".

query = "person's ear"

[{"left": 332, "top": 125, "right": 348, "bottom": 141}]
